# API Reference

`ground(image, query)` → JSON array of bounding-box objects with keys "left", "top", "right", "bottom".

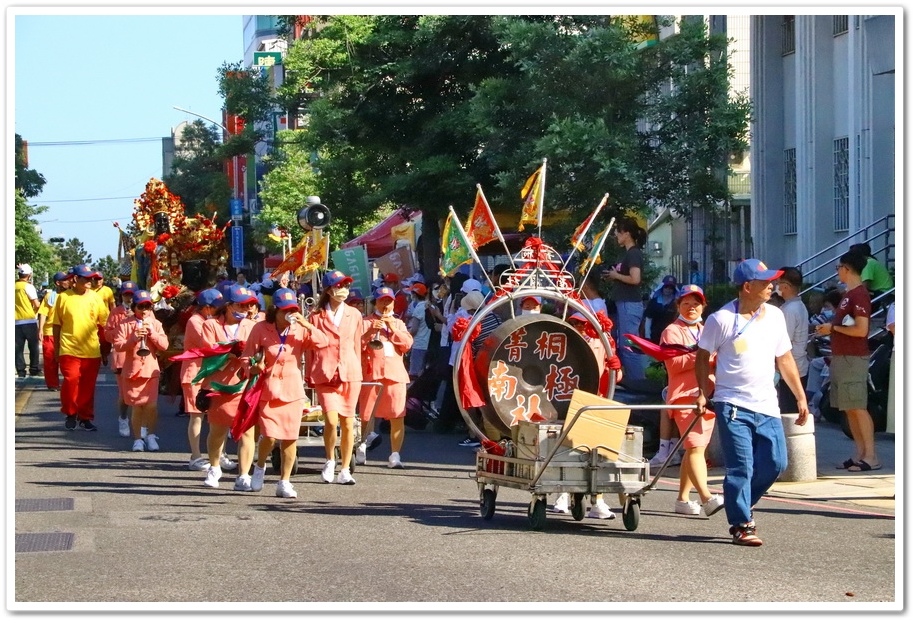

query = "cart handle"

[{"left": 527, "top": 402, "right": 678, "bottom": 490}]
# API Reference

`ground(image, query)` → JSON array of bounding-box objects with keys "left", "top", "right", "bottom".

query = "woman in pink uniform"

[
  {"left": 243, "top": 288, "right": 327, "bottom": 498},
  {"left": 104, "top": 280, "right": 137, "bottom": 438},
  {"left": 199, "top": 284, "right": 259, "bottom": 489},
  {"left": 357, "top": 287, "right": 413, "bottom": 469},
  {"left": 306, "top": 270, "right": 364, "bottom": 485},
  {"left": 112, "top": 290, "right": 169, "bottom": 452},
  {"left": 661, "top": 284, "right": 724, "bottom": 517},
  {"left": 181, "top": 288, "right": 224, "bottom": 471}
]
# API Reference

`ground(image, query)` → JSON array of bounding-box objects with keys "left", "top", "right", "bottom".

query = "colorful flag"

[
  {"left": 299, "top": 230, "right": 328, "bottom": 275},
  {"left": 518, "top": 162, "right": 545, "bottom": 231},
  {"left": 267, "top": 225, "right": 287, "bottom": 243},
  {"left": 270, "top": 234, "right": 308, "bottom": 278},
  {"left": 440, "top": 211, "right": 473, "bottom": 276},
  {"left": 465, "top": 187, "right": 499, "bottom": 249},
  {"left": 570, "top": 194, "right": 608, "bottom": 252},
  {"left": 579, "top": 219, "right": 615, "bottom": 275}
]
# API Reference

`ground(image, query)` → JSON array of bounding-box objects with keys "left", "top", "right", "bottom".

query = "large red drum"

[{"left": 472, "top": 314, "right": 600, "bottom": 432}]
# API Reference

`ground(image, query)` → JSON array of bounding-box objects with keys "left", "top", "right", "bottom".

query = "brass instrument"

[{"left": 136, "top": 319, "right": 151, "bottom": 357}]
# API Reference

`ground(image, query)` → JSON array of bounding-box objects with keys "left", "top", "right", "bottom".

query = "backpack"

[{"left": 424, "top": 301, "right": 437, "bottom": 330}]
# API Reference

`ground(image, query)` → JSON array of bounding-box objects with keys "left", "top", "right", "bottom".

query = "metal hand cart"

[{"left": 476, "top": 402, "right": 685, "bottom": 531}]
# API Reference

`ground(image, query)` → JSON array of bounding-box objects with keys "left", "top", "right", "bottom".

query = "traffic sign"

[
  {"left": 230, "top": 198, "right": 244, "bottom": 220},
  {"left": 231, "top": 226, "right": 244, "bottom": 268}
]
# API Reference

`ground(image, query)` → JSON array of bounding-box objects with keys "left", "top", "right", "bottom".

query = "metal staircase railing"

[{"left": 797, "top": 214, "right": 894, "bottom": 298}]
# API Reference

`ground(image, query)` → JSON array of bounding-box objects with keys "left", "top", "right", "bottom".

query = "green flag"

[{"left": 439, "top": 211, "right": 472, "bottom": 276}]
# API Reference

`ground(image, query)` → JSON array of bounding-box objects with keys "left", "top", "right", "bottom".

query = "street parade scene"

[{"left": 12, "top": 12, "right": 899, "bottom": 613}]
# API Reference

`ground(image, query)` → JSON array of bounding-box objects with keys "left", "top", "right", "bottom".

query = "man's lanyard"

[{"left": 732, "top": 301, "right": 762, "bottom": 341}]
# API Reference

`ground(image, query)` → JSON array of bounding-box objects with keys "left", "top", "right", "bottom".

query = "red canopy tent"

[{"left": 341, "top": 209, "right": 421, "bottom": 258}]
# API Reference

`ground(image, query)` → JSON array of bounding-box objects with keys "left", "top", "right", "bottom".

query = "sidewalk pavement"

[{"left": 13, "top": 374, "right": 897, "bottom": 514}]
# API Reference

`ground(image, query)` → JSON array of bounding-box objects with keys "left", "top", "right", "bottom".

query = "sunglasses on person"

[{"left": 136, "top": 304, "right": 153, "bottom": 310}]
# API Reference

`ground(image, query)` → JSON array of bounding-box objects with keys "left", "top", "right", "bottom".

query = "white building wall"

[{"left": 750, "top": 13, "right": 896, "bottom": 280}]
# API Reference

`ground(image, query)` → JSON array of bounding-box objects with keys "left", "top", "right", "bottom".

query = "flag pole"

[
  {"left": 536, "top": 158, "right": 547, "bottom": 240},
  {"left": 476, "top": 184, "right": 516, "bottom": 271},
  {"left": 449, "top": 205, "right": 497, "bottom": 295},
  {"left": 575, "top": 217, "right": 616, "bottom": 299},
  {"left": 561, "top": 193, "right": 609, "bottom": 274}
]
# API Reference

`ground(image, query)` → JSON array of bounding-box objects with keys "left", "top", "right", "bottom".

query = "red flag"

[
  {"left": 230, "top": 374, "right": 266, "bottom": 442},
  {"left": 270, "top": 235, "right": 308, "bottom": 278},
  {"left": 465, "top": 187, "right": 499, "bottom": 249}
]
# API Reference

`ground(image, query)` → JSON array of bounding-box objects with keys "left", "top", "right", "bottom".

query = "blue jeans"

[
  {"left": 614, "top": 301, "right": 646, "bottom": 382},
  {"left": 714, "top": 402, "right": 787, "bottom": 527}
]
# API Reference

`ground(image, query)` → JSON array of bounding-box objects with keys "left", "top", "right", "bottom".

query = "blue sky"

[{"left": 13, "top": 13, "right": 243, "bottom": 270}]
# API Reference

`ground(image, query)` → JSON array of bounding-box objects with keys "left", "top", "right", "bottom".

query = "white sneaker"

[
  {"left": 587, "top": 498, "right": 615, "bottom": 520},
  {"left": 145, "top": 434, "right": 160, "bottom": 452},
  {"left": 251, "top": 465, "right": 266, "bottom": 492},
  {"left": 355, "top": 443, "right": 367, "bottom": 465},
  {"left": 648, "top": 447, "right": 672, "bottom": 467},
  {"left": 234, "top": 475, "right": 252, "bottom": 492},
  {"left": 702, "top": 494, "right": 725, "bottom": 517},
  {"left": 551, "top": 492, "right": 571, "bottom": 514},
  {"left": 335, "top": 467, "right": 356, "bottom": 485},
  {"left": 118, "top": 417, "right": 131, "bottom": 438},
  {"left": 320, "top": 460, "right": 335, "bottom": 483},
  {"left": 189, "top": 457, "right": 210, "bottom": 471},
  {"left": 388, "top": 452, "right": 403, "bottom": 469},
  {"left": 140, "top": 426, "right": 148, "bottom": 440},
  {"left": 132, "top": 439, "right": 145, "bottom": 452},
  {"left": 276, "top": 480, "right": 298, "bottom": 498},
  {"left": 219, "top": 454, "right": 238, "bottom": 471},
  {"left": 204, "top": 465, "right": 222, "bottom": 488},
  {"left": 365, "top": 431, "right": 380, "bottom": 447},
  {"left": 675, "top": 499, "right": 702, "bottom": 515}
]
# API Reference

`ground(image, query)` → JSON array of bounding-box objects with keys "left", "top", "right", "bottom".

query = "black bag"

[
  {"left": 194, "top": 388, "right": 211, "bottom": 412},
  {"left": 424, "top": 304, "right": 436, "bottom": 330}
]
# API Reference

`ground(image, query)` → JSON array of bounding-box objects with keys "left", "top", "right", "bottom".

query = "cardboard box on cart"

[{"left": 561, "top": 389, "right": 640, "bottom": 461}]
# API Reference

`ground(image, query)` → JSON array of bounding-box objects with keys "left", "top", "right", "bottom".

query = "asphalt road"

[{"left": 11, "top": 376, "right": 898, "bottom": 612}]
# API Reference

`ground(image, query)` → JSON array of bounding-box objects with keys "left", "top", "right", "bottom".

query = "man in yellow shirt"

[
  {"left": 90, "top": 270, "right": 116, "bottom": 366},
  {"left": 52, "top": 264, "right": 109, "bottom": 431},
  {"left": 36, "top": 271, "right": 71, "bottom": 390},
  {"left": 14, "top": 263, "right": 41, "bottom": 378}
]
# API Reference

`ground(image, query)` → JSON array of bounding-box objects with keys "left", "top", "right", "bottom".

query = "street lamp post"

[
  {"left": 172, "top": 105, "right": 245, "bottom": 211},
  {"left": 173, "top": 105, "right": 247, "bottom": 272}
]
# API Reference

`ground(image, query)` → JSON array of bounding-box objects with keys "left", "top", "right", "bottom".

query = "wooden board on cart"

[{"left": 561, "top": 389, "right": 631, "bottom": 461}]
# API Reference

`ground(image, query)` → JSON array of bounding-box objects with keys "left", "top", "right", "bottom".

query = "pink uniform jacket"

[
  {"left": 242, "top": 321, "right": 328, "bottom": 402},
  {"left": 199, "top": 317, "right": 257, "bottom": 389},
  {"left": 179, "top": 313, "right": 210, "bottom": 384},
  {"left": 103, "top": 305, "right": 131, "bottom": 370},
  {"left": 661, "top": 320, "right": 715, "bottom": 405},
  {"left": 112, "top": 314, "right": 169, "bottom": 379},
  {"left": 306, "top": 304, "right": 364, "bottom": 385},
  {"left": 360, "top": 315, "right": 413, "bottom": 383}
]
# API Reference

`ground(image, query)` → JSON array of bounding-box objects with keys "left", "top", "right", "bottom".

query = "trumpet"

[
  {"left": 136, "top": 319, "right": 151, "bottom": 357},
  {"left": 368, "top": 329, "right": 384, "bottom": 350}
]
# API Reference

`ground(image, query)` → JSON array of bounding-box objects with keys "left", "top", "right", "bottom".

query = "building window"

[
  {"left": 833, "top": 15, "right": 849, "bottom": 36},
  {"left": 784, "top": 148, "right": 797, "bottom": 234},
  {"left": 834, "top": 137, "right": 850, "bottom": 232},
  {"left": 782, "top": 16, "right": 795, "bottom": 55}
]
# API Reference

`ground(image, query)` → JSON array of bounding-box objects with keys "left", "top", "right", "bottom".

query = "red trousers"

[
  {"left": 59, "top": 355, "right": 101, "bottom": 421},
  {"left": 42, "top": 335, "right": 60, "bottom": 389}
]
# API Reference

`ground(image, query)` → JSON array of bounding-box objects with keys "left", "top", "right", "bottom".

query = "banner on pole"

[{"left": 330, "top": 246, "right": 372, "bottom": 297}]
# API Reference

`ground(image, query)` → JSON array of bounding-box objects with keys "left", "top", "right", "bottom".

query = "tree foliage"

[
  {"left": 14, "top": 192, "right": 56, "bottom": 279},
  {"left": 92, "top": 255, "right": 120, "bottom": 281},
  {"left": 273, "top": 15, "right": 749, "bottom": 276},
  {"left": 53, "top": 238, "right": 91, "bottom": 268},
  {"left": 15, "top": 133, "right": 46, "bottom": 199},
  {"left": 163, "top": 120, "right": 232, "bottom": 218}
]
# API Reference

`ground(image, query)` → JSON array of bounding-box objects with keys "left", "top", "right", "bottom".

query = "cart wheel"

[
  {"left": 571, "top": 493, "right": 586, "bottom": 521},
  {"left": 622, "top": 497, "right": 640, "bottom": 531},
  {"left": 480, "top": 488, "right": 497, "bottom": 520},
  {"left": 527, "top": 496, "right": 548, "bottom": 531},
  {"left": 270, "top": 445, "right": 299, "bottom": 476}
]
